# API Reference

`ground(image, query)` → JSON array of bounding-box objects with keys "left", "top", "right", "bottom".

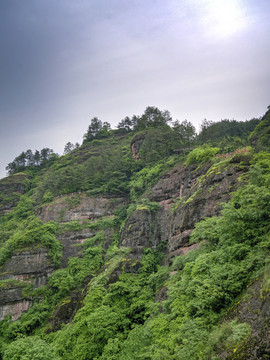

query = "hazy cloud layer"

[{"left": 0, "top": 0, "right": 270, "bottom": 178}]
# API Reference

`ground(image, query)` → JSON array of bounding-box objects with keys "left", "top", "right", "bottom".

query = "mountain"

[{"left": 0, "top": 107, "right": 269, "bottom": 359}]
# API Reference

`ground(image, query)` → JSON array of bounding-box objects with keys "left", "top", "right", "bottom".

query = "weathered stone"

[
  {"left": 119, "top": 207, "right": 170, "bottom": 258},
  {"left": 0, "top": 248, "right": 54, "bottom": 321},
  {"left": 39, "top": 194, "right": 127, "bottom": 223},
  {"left": 218, "top": 278, "right": 270, "bottom": 360}
]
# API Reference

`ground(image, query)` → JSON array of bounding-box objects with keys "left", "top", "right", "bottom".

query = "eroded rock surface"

[
  {"left": 218, "top": 278, "right": 270, "bottom": 360},
  {"left": 0, "top": 248, "right": 54, "bottom": 320},
  {"left": 121, "top": 161, "right": 246, "bottom": 260},
  {"left": 39, "top": 194, "right": 127, "bottom": 223}
]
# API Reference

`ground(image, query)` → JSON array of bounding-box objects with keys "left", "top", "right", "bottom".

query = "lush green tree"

[
  {"left": 172, "top": 119, "right": 196, "bottom": 147},
  {"left": 83, "top": 118, "right": 112, "bottom": 142},
  {"left": 197, "top": 118, "right": 260, "bottom": 149},
  {"left": 25, "top": 149, "right": 35, "bottom": 166},
  {"left": 185, "top": 145, "right": 219, "bottom": 166},
  {"left": 134, "top": 107, "right": 172, "bottom": 131},
  {"left": 40, "top": 148, "right": 54, "bottom": 162},
  {"left": 33, "top": 150, "right": 41, "bottom": 165},
  {"left": 83, "top": 117, "right": 103, "bottom": 142},
  {"left": 117, "top": 116, "right": 133, "bottom": 133},
  {"left": 249, "top": 107, "right": 270, "bottom": 151},
  {"left": 138, "top": 127, "right": 176, "bottom": 164},
  {"left": 64, "top": 142, "right": 75, "bottom": 154},
  {"left": 3, "top": 336, "right": 60, "bottom": 360}
]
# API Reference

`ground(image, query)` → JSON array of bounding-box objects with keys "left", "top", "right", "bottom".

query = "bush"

[
  {"left": 3, "top": 336, "right": 60, "bottom": 360},
  {"left": 185, "top": 145, "right": 219, "bottom": 166}
]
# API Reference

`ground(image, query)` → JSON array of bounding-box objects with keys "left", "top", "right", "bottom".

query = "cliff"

[{"left": 0, "top": 115, "right": 269, "bottom": 359}]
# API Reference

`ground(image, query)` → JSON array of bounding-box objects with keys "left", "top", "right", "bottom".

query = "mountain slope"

[{"left": 0, "top": 109, "right": 269, "bottom": 359}]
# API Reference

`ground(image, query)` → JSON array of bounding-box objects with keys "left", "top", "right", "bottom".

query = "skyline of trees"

[{"left": 5, "top": 106, "right": 262, "bottom": 176}]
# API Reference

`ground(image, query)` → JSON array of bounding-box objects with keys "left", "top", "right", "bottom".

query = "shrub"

[
  {"left": 185, "top": 145, "right": 219, "bottom": 166},
  {"left": 3, "top": 336, "right": 60, "bottom": 360}
]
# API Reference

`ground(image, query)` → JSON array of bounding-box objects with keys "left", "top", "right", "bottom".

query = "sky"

[{"left": 0, "top": 0, "right": 270, "bottom": 179}]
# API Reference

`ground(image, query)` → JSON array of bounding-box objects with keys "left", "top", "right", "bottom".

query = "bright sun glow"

[{"left": 202, "top": 0, "right": 247, "bottom": 38}]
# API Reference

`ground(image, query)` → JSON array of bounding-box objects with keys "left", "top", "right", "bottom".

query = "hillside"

[{"left": 0, "top": 107, "right": 269, "bottom": 360}]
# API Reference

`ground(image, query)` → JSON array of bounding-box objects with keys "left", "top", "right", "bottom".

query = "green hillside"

[{"left": 0, "top": 107, "right": 269, "bottom": 360}]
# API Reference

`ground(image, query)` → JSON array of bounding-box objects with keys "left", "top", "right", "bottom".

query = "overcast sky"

[{"left": 0, "top": 0, "right": 270, "bottom": 179}]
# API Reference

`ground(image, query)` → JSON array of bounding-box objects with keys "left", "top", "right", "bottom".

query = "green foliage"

[
  {"left": 3, "top": 336, "right": 60, "bottom": 360},
  {"left": 1, "top": 108, "right": 270, "bottom": 360},
  {"left": 0, "top": 279, "right": 30, "bottom": 289},
  {"left": 197, "top": 118, "right": 260, "bottom": 151},
  {"left": 250, "top": 152, "right": 270, "bottom": 187},
  {"left": 0, "top": 217, "right": 61, "bottom": 267},
  {"left": 6, "top": 148, "right": 58, "bottom": 175},
  {"left": 249, "top": 107, "right": 270, "bottom": 151},
  {"left": 42, "top": 191, "right": 54, "bottom": 203},
  {"left": 33, "top": 141, "right": 137, "bottom": 200},
  {"left": 130, "top": 158, "right": 176, "bottom": 201},
  {"left": 138, "top": 126, "right": 177, "bottom": 164},
  {"left": 9, "top": 195, "right": 35, "bottom": 220},
  {"left": 58, "top": 220, "right": 84, "bottom": 234},
  {"left": 133, "top": 106, "right": 172, "bottom": 131},
  {"left": 83, "top": 117, "right": 112, "bottom": 142},
  {"left": 136, "top": 198, "right": 161, "bottom": 212},
  {"left": 205, "top": 320, "right": 250, "bottom": 357},
  {"left": 88, "top": 217, "right": 115, "bottom": 231},
  {"left": 185, "top": 145, "right": 219, "bottom": 166},
  {"left": 172, "top": 119, "right": 196, "bottom": 147}
]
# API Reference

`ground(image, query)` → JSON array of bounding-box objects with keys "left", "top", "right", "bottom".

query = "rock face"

[
  {"left": 120, "top": 208, "right": 170, "bottom": 258},
  {"left": 120, "top": 161, "right": 246, "bottom": 261},
  {"left": 130, "top": 133, "right": 145, "bottom": 159},
  {"left": 0, "top": 160, "right": 250, "bottom": 322},
  {"left": 0, "top": 193, "right": 127, "bottom": 320},
  {"left": 0, "top": 248, "right": 54, "bottom": 321},
  {"left": 218, "top": 278, "right": 270, "bottom": 360},
  {"left": 39, "top": 194, "right": 127, "bottom": 223}
]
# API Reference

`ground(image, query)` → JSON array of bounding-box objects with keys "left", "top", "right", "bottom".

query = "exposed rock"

[
  {"left": 0, "top": 160, "right": 251, "bottom": 324},
  {"left": 0, "top": 248, "right": 54, "bottom": 321},
  {"left": 39, "top": 193, "right": 127, "bottom": 223},
  {"left": 218, "top": 278, "right": 270, "bottom": 360},
  {"left": 148, "top": 162, "right": 246, "bottom": 255},
  {"left": 119, "top": 208, "right": 170, "bottom": 258},
  {"left": 0, "top": 300, "right": 33, "bottom": 321},
  {"left": 57, "top": 228, "right": 95, "bottom": 267},
  {"left": 130, "top": 133, "right": 145, "bottom": 159}
]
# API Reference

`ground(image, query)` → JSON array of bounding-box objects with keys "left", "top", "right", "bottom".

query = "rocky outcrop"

[
  {"left": 0, "top": 248, "right": 54, "bottom": 320},
  {"left": 0, "top": 160, "right": 249, "bottom": 322},
  {"left": 39, "top": 193, "right": 127, "bottom": 223},
  {"left": 218, "top": 278, "right": 270, "bottom": 360},
  {"left": 119, "top": 207, "right": 170, "bottom": 258},
  {"left": 130, "top": 133, "right": 145, "bottom": 159},
  {"left": 120, "top": 161, "right": 247, "bottom": 261},
  {"left": 153, "top": 162, "right": 246, "bottom": 257}
]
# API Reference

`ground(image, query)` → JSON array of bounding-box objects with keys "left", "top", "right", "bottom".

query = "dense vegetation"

[{"left": 0, "top": 106, "right": 269, "bottom": 359}]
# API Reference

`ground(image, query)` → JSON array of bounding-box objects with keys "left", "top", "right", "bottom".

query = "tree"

[
  {"left": 40, "top": 148, "right": 54, "bottom": 163},
  {"left": 34, "top": 150, "right": 41, "bottom": 166},
  {"left": 3, "top": 336, "right": 60, "bottom": 360},
  {"left": 25, "top": 149, "right": 34, "bottom": 166},
  {"left": 97, "top": 121, "right": 111, "bottom": 139},
  {"left": 83, "top": 117, "right": 103, "bottom": 142},
  {"left": 117, "top": 116, "right": 133, "bottom": 133},
  {"left": 134, "top": 107, "right": 172, "bottom": 131},
  {"left": 173, "top": 119, "right": 196, "bottom": 147},
  {"left": 64, "top": 142, "right": 75, "bottom": 154}
]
